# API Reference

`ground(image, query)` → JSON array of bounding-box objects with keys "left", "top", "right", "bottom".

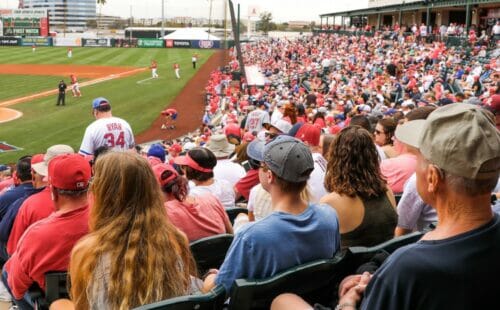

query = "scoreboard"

[{"left": 0, "top": 9, "right": 49, "bottom": 37}]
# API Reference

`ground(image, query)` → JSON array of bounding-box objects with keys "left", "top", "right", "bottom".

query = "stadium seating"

[
  {"left": 29, "top": 272, "right": 69, "bottom": 310},
  {"left": 227, "top": 256, "right": 352, "bottom": 310},
  {"left": 225, "top": 207, "right": 248, "bottom": 225},
  {"left": 133, "top": 285, "right": 225, "bottom": 310},
  {"left": 345, "top": 231, "right": 425, "bottom": 273},
  {"left": 394, "top": 193, "right": 402, "bottom": 205},
  {"left": 190, "top": 234, "right": 234, "bottom": 275}
]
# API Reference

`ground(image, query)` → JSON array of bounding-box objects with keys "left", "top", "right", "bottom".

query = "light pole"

[{"left": 161, "top": 0, "right": 165, "bottom": 38}]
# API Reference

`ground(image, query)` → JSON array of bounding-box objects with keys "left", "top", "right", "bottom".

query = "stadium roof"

[
  {"left": 163, "top": 28, "right": 220, "bottom": 40},
  {"left": 320, "top": 0, "right": 500, "bottom": 17}
]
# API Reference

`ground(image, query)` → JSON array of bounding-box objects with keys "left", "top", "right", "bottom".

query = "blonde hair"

[{"left": 69, "top": 152, "right": 195, "bottom": 310}]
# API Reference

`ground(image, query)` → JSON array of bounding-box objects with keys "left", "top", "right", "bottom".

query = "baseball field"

[{"left": 0, "top": 46, "right": 218, "bottom": 163}]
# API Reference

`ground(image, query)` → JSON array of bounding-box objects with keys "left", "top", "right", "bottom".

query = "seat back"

[
  {"left": 347, "top": 231, "right": 425, "bottom": 272},
  {"left": 133, "top": 285, "right": 225, "bottom": 310},
  {"left": 228, "top": 256, "right": 352, "bottom": 310},
  {"left": 45, "top": 272, "right": 69, "bottom": 305},
  {"left": 225, "top": 207, "right": 248, "bottom": 225},
  {"left": 190, "top": 234, "right": 234, "bottom": 275}
]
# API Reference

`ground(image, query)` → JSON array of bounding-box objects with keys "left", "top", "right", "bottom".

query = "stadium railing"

[{"left": 29, "top": 271, "right": 69, "bottom": 310}]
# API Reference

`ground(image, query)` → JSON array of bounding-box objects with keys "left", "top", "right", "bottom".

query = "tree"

[
  {"left": 258, "top": 11, "right": 273, "bottom": 35},
  {"left": 86, "top": 19, "right": 97, "bottom": 29}
]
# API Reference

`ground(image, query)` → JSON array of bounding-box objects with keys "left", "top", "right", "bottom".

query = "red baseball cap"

[
  {"left": 169, "top": 143, "right": 182, "bottom": 153},
  {"left": 295, "top": 123, "right": 321, "bottom": 147},
  {"left": 224, "top": 123, "right": 241, "bottom": 138},
  {"left": 152, "top": 163, "right": 178, "bottom": 187},
  {"left": 48, "top": 154, "right": 91, "bottom": 191},
  {"left": 31, "top": 154, "right": 44, "bottom": 165}
]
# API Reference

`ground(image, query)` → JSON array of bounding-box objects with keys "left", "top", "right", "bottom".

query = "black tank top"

[{"left": 340, "top": 194, "right": 398, "bottom": 250}]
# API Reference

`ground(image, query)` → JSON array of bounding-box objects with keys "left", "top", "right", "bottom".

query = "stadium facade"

[
  {"left": 21, "top": 0, "right": 96, "bottom": 31},
  {"left": 320, "top": 0, "right": 499, "bottom": 33}
]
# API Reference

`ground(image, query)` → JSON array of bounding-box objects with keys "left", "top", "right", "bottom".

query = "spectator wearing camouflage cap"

[{"left": 202, "top": 136, "right": 340, "bottom": 294}]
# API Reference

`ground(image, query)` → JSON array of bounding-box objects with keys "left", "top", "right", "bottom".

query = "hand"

[{"left": 338, "top": 272, "right": 372, "bottom": 306}]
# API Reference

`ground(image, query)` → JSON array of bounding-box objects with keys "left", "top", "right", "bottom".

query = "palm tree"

[{"left": 96, "top": 0, "right": 106, "bottom": 36}]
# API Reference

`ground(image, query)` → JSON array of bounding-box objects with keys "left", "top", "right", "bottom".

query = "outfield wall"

[{"left": 0, "top": 36, "right": 224, "bottom": 49}]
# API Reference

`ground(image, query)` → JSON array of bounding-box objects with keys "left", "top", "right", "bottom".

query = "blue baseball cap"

[
  {"left": 147, "top": 143, "right": 166, "bottom": 163},
  {"left": 92, "top": 97, "right": 111, "bottom": 109},
  {"left": 246, "top": 139, "right": 265, "bottom": 162}
]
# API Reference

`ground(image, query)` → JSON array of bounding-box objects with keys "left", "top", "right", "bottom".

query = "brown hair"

[
  {"left": 405, "top": 106, "right": 437, "bottom": 121},
  {"left": 69, "top": 152, "right": 195, "bottom": 310},
  {"left": 325, "top": 126, "right": 387, "bottom": 199},
  {"left": 162, "top": 175, "right": 189, "bottom": 202},
  {"left": 283, "top": 103, "right": 297, "bottom": 124},
  {"left": 377, "top": 118, "right": 397, "bottom": 145}
]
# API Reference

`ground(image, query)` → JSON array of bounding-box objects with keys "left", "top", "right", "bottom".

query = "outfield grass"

[
  {"left": 0, "top": 47, "right": 215, "bottom": 163},
  {"left": 0, "top": 74, "right": 78, "bottom": 101}
]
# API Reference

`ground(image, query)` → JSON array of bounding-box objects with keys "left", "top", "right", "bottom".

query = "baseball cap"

[
  {"left": 396, "top": 103, "right": 500, "bottom": 179},
  {"left": 32, "top": 144, "right": 75, "bottom": 176},
  {"left": 224, "top": 123, "right": 241, "bottom": 138},
  {"left": 486, "top": 94, "right": 500, "bottom": 115},
  {"left": 152, "top": 163, "right": 179, "bottom": 187},
  {"left": 48, "top": 154, "right": 91, "bottom": 191},
  {"left": 147, "top": 143, "right": 166, "bottom": 163},
  {"left": 263, "top": 135, "right": 314, "bottom": 182},
  {"left": 246, "top": 139, "right": 265, "bottom": 162},
  {"left": 269, "top": 119, "right": 293, "bottom": 134},
  {"left": 0, "top": 165, "right": 8, "bottom": 172},
  {"left": 31, "top": 154, "right": 44, "bottom": 166},
  {"left": 295, "top": 123, "right": 321, "bottom": 147},
  {"left": 92, "top": 97, "right": 111, "bottom": 109},
  {"left": 169, "top": 143, "right": 182, "bottom": 154},
  {"left": 288, "top": 122, "right": 304, "bottom": 138}
]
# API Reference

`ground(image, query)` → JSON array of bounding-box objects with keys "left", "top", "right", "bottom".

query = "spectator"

[
  {"left": 294, "top": 123, "right": 328, "bottom": 203},
  {"left": 66, "top": 152, "right": 196, "bottom": 309},
  {"left": 245, "top": 101, "right": 270, "bottom": 133},
  {"left": 79, "top": 97, "right": 135, "bottom": 155},
  {"left": 202, "top": 136, "right": 340, "bottom": 294},
  {"left": 6, "top": 145, "right": 75, "bottom": 257},
  {"left": 322, "top": 126, "right": 397, "bottom": 250},
  {"left": 0, "top": 156, "right": 34, "bottom": 220},
  {"left": 2, "top": 154, "right": 91, "bottom": 309},
  {"left": 175, "top": 147, "right": 236, "bottom": 208},
  {"left": 374, "top": 118, "right": 398, "bottom": 158},
  {"left": 153, "top": 163, "right": 233, "bottom": 242},
  {"left": 205, "top": 134, "right": 245, "bottom": 188}
]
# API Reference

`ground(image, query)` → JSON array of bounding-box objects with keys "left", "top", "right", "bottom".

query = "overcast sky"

[{"left": 3, "top": 0, "right": 367, "bottom": 22}]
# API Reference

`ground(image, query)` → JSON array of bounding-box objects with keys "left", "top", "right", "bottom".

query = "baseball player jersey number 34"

[{"left": 79, "top": 117, "right": 134, "bottom": 154}]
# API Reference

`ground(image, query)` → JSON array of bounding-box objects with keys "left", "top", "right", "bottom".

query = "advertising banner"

[
  {"left": 53, "top": 37, "right": 81, "bottom": 47},
  {"left": 165, "top": 39, "right": 191, "bottom": 48},
  {"left": 137, "top": 38, "right": 164, "bottom": 48},
  {"left": 0, "top": 36, "right": 21, "bottom": 46},
  {"left": 21, "top": 36, "right": 52, "bottom": 46},
  {"left": 82, "top": 38, "right": 110, "bottom": 47},
  {"left": 193, "top": 40, "right": 221, "bottom": 49}
]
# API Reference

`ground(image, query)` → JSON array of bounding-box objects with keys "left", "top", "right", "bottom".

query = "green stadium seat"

[
  {"left": 346, "top": 231, "right": 425, "bottom": 273},
  {"left": 133, "top": 285, "right": 226, "bottom": 310},
  {"left": 29, "top": 272, "right": 69, "bottom": 310},
  {"left": 227, "top": 256, "right": 353, "bottom": 310},
  {"left": 225, "top": 207, "right": 248, "bottom": 225},
  {"left": 190, "top": 234, "right": 234, "bottom": 275}
]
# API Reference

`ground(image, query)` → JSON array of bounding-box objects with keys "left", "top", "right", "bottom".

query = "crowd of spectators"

[{"left": 0, "top": 29, "right": 499, "bottom": 309}]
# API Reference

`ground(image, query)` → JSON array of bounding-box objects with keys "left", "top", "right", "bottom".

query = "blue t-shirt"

[
  {"left": 0, "top": 183, "right": 33, "bottom": 220},
  {"left": 215, "top": 203, "right": 340, "bottom": 293},
  {"left": 362, "top": 214, "right": 500, "bottom": 310}
]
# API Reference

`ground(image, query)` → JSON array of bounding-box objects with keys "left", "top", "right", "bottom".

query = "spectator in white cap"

[
  {"left": 205, "top": 134, "right": 245, "bottom": 188},
  {"left": 202, "top": 136, "right": 340, "bottom": 295}
]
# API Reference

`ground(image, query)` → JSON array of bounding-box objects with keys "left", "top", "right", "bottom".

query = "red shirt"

[
  {"left": 7, "top": 187, "right": 54, "bottom": 255},
  {"left": 173, "top": 63, "right": 179, "bottom": 69},
  {"left": 165, "top": 194, "right": 229, "bottom": 242},
  {"left": 151, "top": 62, "right": 157, "bottom": 69},
  {"left": 5, "top": 205, "right": 89, "bottom": 299},
  {"left": 234, "top": 169, "right": 259, "bottom": 201},
  {"left": 70, "top": 75, "right": 77, "bottom": 84}
]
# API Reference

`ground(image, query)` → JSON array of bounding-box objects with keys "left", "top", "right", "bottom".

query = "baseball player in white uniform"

[{"left": 79, "top": 97, "right": 135, "bottom": 156}]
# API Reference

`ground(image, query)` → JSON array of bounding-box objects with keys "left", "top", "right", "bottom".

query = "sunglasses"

[{"left": 265, "top": 132, "right": 279, "bottom": 139}]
